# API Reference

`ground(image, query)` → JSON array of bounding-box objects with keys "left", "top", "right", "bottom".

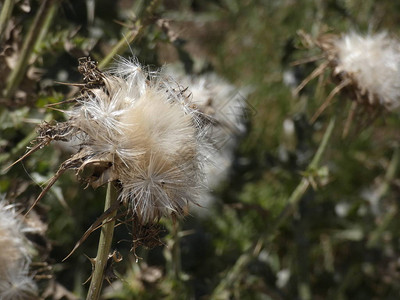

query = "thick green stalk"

[
  {"left": 4, "top": 0, "right": 55, "bottom": 98},
  {"left": 0, "top": 0, "right": 15, "bottom": 42},
  {"left": 86, "top": 182, "right": 118, "bottom": 300}
]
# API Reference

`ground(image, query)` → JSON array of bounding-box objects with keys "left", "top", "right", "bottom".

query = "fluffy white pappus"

[
  {"left": 66, "top": 57, "right": 208, "bottom": 223},
  {"left": 0, "top": 200, "right": 37, "bottom": 299},
  {"left": 117, "top": 88, "right": 202, "bottom": 221},
  {"left": 331, "top": 32, "right": 400, "bottom": 110}
]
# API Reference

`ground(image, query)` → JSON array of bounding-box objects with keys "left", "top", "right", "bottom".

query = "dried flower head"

[
  {"left": 20, "top": 56, "right": 212, "bottom": 224},
  {"left": 296, "top": 31, "right": 400, "bottom": 127},
  {"left": 0, "top": 200, "right": 37, "bottom": 299}
]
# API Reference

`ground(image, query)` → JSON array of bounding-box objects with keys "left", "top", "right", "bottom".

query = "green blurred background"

[{"left": 2, "top": 0, "right": 400, "bottom": 299}]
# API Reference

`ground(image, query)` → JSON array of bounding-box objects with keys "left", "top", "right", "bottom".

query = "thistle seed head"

[
  {"left": 38, "top": 57, "right": 212, "bottom": 224},
  {"left": 319, "top": 32, "right": 400, "bottom": 111}
]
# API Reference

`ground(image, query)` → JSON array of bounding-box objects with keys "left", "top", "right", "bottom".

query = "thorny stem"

[
  {"left": 3, "top": 0, "right": 56, "bottom": 98},
  {"left": 98, "top": 0, "right": 160, "bottom": 70},
  {"left": 86, "top": 182, "right": 118, "bottom": 300},
  {"left": 210, "top": 118, "right": 335, "bottom": 298},
  {"left": 0, "top": 0, "right": 14, "bottom": 42}
]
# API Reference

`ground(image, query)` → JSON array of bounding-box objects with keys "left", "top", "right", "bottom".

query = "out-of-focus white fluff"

[
  {"left": 0, "top": 200, "right": 37, "bottom": 299},
  {"left": 166, "top": 69, "right": 247, "bottom": 189},
  {"left": 333, "top": 32, "right": 400, "bottom": 110},
  {"left": 161, "top": 65, "right": 247, "bottom": 215}
]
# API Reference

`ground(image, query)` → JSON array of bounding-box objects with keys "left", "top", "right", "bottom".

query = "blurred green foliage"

[{"left": 2, "top": 0, "right": 400, "bottom": 299}]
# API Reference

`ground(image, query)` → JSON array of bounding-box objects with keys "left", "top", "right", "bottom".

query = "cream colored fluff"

[{"left": 65, "top": 57, "right": 208, "bottom": 223}]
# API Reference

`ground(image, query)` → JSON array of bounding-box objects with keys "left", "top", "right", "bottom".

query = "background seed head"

[{"left": 321, "top": 32, "right": 400, "bottom": 110}]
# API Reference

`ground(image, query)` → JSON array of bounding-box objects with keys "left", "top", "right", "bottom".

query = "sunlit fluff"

[
  {"left": 56, "top": 57, "right": 210, "bottom": 223},
  {"left": 0, "top": 200, "right": 37, "bottom": 299},
  {"left": 321, "top": 32, "right": 400, "bottom": 110}
]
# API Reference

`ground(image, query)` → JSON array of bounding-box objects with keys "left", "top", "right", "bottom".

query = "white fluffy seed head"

[
  {"left": 321, "top": 32, "right": 400, "bottom": 110},
  {"left": 66, "top": 57, "right": 209, "bottom": 223},
  {"left": 0, "top": 200, "right": 37, "bottom": 299}
]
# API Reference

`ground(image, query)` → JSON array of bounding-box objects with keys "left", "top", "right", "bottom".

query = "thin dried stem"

[
  {"left": 290, "top": 53, "right": 324, "bottom": 66},
  {"left": 293, "top": 60, "right": 329, "bottom": 96},
  {"left": 25, "top": 163, "right": 67, "bottom": 216},
  {"left": 0, "top": 114, "right": 53, "bottom": 171},
  {"left": 3, "top": 139, "right": 46, "bottom": 172},
  {"left": 342, "top": 101, "right": 357, "bottom": 138},
  {"left": 310, "top": 78, "right": 350, "bottom": 123}
]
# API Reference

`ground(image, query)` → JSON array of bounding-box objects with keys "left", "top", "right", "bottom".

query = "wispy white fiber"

[
  {"left": 63, "top": 57, "right": 212, "bottom": 223},
  {"left": 0, "top": 200, "right": 37, "bottom": 299},
  {"left": 165, "top": 68, "right": 247, "bottom": 189}
]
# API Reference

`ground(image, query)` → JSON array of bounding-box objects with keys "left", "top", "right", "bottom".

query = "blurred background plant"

[{"left": 2, "top": 0, "right": 400, "bottom": 299}]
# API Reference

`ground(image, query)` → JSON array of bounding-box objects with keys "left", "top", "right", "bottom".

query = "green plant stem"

[
  {"left": 0, "top": 0, "right": 14, "bottom": 42},
  {"left": 98, "top": 27, "right": 142, "bottom": 70},
  {"left": 4, "top": 0, "right": 55, "bottom": 98},
  {"left": 34, "top": 0, "right": 58, "bottom": 53},
  {"left": 98, "top": 0, "right": 160, "bottom": 69},
  {"left": 86, "top": 182, "right": 118, "bottom": 300},
  {"left": 270, "top": 117, "right": 335, "bottom": 234}
]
